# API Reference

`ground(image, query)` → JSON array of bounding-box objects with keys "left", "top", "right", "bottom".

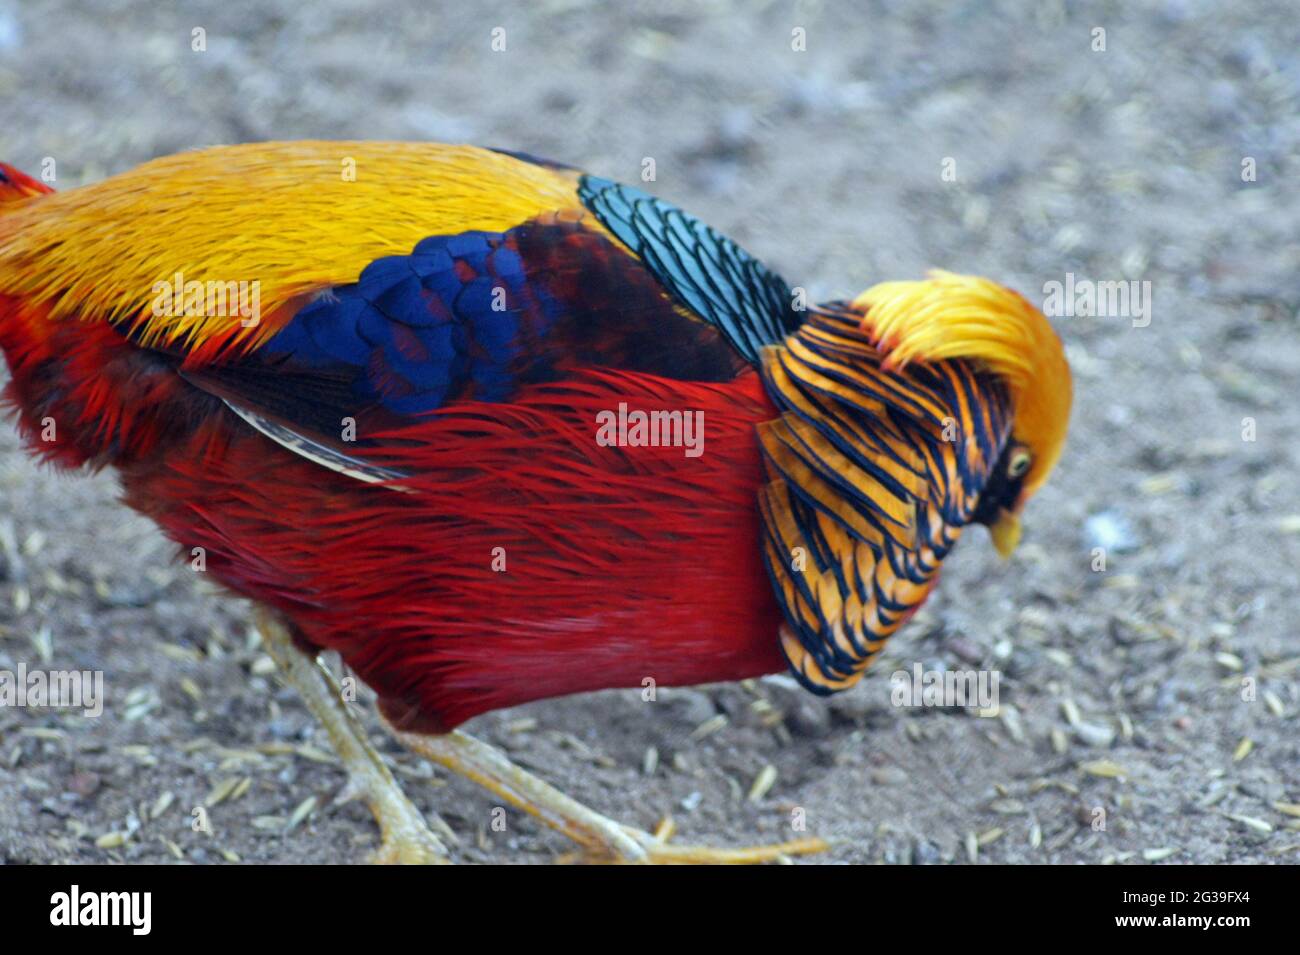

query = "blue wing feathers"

[{"left": 262, "top": 231, "right": 541, "bottom": 412}]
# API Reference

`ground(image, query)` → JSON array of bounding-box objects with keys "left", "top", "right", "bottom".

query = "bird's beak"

[{"left": 989, "top": 510, "right": 1022, "bottom": 559}]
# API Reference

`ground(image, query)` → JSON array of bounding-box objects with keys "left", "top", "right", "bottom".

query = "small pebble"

[
  {"left": 1074, "top": 721, "right": 1116, "bottom": 748},
  {"left": 1084, "top": 511, "right": 1140, "bottom": 553},
  {"left": 870, "top": 766, "right": 908, "bottom": 786}
]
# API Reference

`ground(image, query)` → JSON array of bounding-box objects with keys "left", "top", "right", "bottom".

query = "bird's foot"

[
  {"left": 577, "top": 822, "right": 828, "bottom": 865},
  {"left": 333, "top": 758, "right": 453, "bottom": 866},
  {"left": 558, "top": 816, "right": 828, "bottom": 864},
  {"left": 389, "top": 725, "right": 828, "bottom": 865},
  {"left": 255, "top": 609, "right": 453, "bottom": 865},
  {"left": 366, "top": 823, "right": 452, "bottom": 866}
]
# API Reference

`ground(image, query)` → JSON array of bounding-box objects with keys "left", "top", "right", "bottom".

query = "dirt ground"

[{"left": 1, "top": 0, "right": 1298, "bottom": 865}]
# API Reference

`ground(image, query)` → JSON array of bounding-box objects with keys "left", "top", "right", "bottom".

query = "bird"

[{"left": 0, "top": 142, "right": 1072, "bottom": 863}]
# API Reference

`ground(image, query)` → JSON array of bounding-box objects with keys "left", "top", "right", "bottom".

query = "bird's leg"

[
  {"left": 254, "top": 609, "right": 452, "bottom": 864},
  {"left": 387, "top": 725, "right": 829, "bottom": 864}
]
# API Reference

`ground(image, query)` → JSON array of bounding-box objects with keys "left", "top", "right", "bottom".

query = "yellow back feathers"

[
  {"left": 0, "top": 141, "right": 581, "bottom": 352},
  {"left": 853, "top": 270, "right": 1072, "bottom": 497}
]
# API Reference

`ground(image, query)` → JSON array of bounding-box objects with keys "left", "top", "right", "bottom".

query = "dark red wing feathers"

[{"left": 126, "top": 366, "right": 786, "bottom": 731}]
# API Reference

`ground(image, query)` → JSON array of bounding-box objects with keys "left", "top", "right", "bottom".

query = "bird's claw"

[
  {"left": 558, "top": 818, "right": 828, "bottom": 865},
  {"left": 367, "top": 826, "right": 453, "bottom": 865}
]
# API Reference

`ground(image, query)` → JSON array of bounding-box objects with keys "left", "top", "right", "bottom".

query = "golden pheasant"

[{"left": 0, "top": 143, "right": 1071, "bottom": 863}]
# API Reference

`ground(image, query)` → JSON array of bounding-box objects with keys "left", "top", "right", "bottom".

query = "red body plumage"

[
  {"left": 138, "top": 369, "right": 785, "bottom": 730},
  {"left": 0, "top": 294, "right": 786, "bottom": 729}
]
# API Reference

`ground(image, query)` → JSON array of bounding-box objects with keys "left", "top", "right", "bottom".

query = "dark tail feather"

[{"left": 0, "top": 163, "right": 54, "bottom": 202}]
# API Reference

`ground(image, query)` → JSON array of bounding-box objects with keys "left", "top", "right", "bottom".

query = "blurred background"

[{"left": 0, "top": 0, "right": 1297, "bottom": 863}]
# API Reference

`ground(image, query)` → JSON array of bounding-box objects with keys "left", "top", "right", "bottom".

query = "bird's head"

[{"left": 852, "top": 271, "right": 1073, "bottom": 558}]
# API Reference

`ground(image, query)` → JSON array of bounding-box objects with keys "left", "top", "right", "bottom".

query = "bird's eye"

[{"left": 1007, "top": 449, "right": 1032, "bottom": 478}]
